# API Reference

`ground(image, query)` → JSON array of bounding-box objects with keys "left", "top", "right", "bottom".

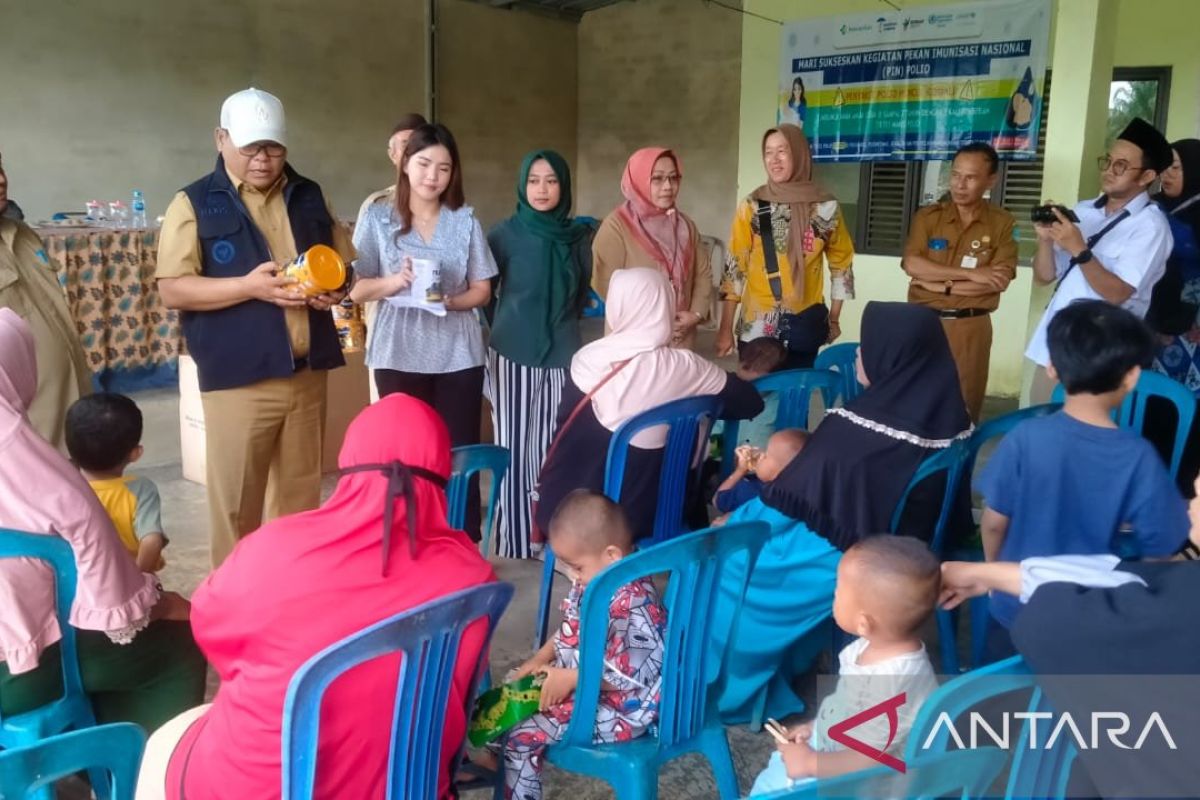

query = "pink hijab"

[
  {"left": 571, "top": 268, "right": 726, "bottom": 447},
  {"left": 0, "top": 309, "right": 157, "bottom": 674},
  {"left": 616, "top": 148, "right": 695, "bottom": 307}
]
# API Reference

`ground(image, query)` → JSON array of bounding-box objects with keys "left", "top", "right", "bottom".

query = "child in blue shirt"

[{"left": 977, "top": 299, "right": 1188, "bottom": 660}]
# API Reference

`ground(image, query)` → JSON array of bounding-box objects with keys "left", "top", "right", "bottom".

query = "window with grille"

[{"left": 851, "top": 67, "right": 1172, "bottom": 260}]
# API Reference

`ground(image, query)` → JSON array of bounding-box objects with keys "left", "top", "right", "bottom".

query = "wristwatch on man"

[{"left": 1073, "top": 248, "right": 1094, "bottom": 265}]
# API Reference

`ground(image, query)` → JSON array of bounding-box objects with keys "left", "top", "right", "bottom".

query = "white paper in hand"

[{"left": 385, "top": 257, "right": 447, "bottom": 317}]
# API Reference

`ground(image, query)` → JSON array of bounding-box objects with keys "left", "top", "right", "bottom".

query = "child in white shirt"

[{"left": 751, "top": 535, "right": 940, "bottom": 794}]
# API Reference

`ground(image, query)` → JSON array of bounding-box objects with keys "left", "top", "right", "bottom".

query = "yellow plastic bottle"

[{"left": 282, "top": 244, "right": 347, "bottom": 297}]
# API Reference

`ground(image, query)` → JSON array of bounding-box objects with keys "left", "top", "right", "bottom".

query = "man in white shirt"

[{"left": 1026, "top": 117, "right": 1174, "bottom": 402}]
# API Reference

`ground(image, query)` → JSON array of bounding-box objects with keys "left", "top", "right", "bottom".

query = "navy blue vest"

[{"left": 180, "top": 157, "right": 345, "bottom": 392}]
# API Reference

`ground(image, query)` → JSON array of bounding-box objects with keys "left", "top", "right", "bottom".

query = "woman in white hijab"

[{"left": 532, "top": 267, "right": 763, "bottom": 543}]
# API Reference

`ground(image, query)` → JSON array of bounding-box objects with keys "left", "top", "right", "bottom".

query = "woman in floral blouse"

[{"left": 716, "top": 124, "right": 855, "bottom": 368}]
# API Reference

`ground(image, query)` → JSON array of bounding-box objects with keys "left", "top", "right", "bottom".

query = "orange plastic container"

[{"left": 282, "top": 244, "right": 346, "bottom": 296}]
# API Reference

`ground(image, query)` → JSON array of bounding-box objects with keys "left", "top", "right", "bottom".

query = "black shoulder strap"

[
  {"left": 1054, "top": 208, "right": 1132, "bottom": 293},
  {"left": 756, "top": 200, "right": 784, "bottom": 302}
]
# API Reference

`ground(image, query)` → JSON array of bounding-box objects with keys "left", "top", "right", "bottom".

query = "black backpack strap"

[{"left": 756, "top": 200, "right": 784, "bottom": 303}]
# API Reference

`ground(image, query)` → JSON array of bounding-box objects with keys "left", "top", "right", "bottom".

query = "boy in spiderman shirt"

[{"left": 485, "top": 490, "right": 667, "bottom": 800}]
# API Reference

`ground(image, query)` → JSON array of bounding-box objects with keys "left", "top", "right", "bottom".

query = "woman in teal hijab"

[{"left": 486, "top": 150, "right": 593, "bottom": 558}]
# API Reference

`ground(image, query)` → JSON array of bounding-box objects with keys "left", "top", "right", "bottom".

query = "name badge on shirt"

[{"left": 961, "top": 255, "right": 978, "bottom": 269}]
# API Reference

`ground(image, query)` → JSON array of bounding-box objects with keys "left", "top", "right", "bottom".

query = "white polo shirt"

[{"left": 1026, "top": 192, "right": 1173, "bottom": 367}]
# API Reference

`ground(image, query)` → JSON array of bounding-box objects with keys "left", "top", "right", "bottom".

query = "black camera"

[{"left": 1030, "top": 204, "right": 1080, "bottom": 224}]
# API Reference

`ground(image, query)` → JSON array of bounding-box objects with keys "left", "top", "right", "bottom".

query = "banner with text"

[{"left": 778, "top": 0, "right": 1051, "bottom": 162}]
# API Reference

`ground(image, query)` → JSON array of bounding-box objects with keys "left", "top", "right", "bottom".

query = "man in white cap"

[{"left": 156, "top": 88, "right": 355, "bottom": 566}]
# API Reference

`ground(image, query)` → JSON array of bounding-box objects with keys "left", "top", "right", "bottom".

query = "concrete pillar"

[{"left": 1020, "top": 0, "right": 1118, "bottom": 403}]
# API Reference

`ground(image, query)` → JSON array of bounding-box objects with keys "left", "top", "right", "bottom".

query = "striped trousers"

[{"left": 486, "top": 350, "right": 566, "bottom": 559}]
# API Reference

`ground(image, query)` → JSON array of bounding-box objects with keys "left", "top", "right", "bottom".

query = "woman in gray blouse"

[{"left": 350, "top": 123, "right": 497, "bottom": 461}]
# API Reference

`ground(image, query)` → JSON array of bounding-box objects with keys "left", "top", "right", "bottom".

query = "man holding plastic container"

[{"left": 156, "top": 88, "right": 355, "bottom": 567}]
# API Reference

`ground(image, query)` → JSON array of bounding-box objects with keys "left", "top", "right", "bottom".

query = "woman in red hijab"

[
  {"left": 136, "top": 394, "right": 496, "bottom": 800},
  {"left": 591, "top": 148, "right": 712, "bottom": 350}
]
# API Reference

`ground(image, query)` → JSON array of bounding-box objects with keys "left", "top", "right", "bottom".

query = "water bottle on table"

[
  {"left": 131, "top": 190, "right": 147, "bottom": 228},
  {"left": 108, "top": 200, "right": 128, "bottom": 229}
]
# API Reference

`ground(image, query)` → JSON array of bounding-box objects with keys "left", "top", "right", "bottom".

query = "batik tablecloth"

[{"left": 36, "top": 226, "right": 179, "bottom": 392}]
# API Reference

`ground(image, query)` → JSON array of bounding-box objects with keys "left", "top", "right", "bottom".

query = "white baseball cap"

[{"left": 219, "top": 88, "right": 287, "bottom": 148}]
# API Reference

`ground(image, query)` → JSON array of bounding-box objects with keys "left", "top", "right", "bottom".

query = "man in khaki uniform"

[
  {"left": 354, "top": 113, "right": 427, "bottom": 223},
  {"left": 156, "top": 88, "right": 354, "bottom": 566},
  {"left": 903, "top": 143, "right": 1017, "bottom": 421},
  {"left": 0, "top": 155, "right": 91, "bottom": 447}
]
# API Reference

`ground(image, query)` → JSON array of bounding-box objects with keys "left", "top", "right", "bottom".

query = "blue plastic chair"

[
  {"left": 963, "top": 403, "right": 1061, "bottom": 478},
  {"left": 755, "top": 746, "right": 1008, "bottom": 799},
  {"left": 582, "top": 288, "right": 606, "bottom": 319},
  {"left": 545, "top": 521, "right": 771, "bottom": 800},
  {"left": 0, "top": 529, "right": 117, "bottom": 800},
  {"left": 908, "top": 656, "right": 1077, "bottom": 800},
  {"left": 890, "top": 404, "right": 1064, "bottom": 673},
  {"left": 535, "top": 394, "right": 723, "bottom": 647},
  {"left": 889, "top": 442, "right": 978, "bottom": 673},
  {"left": 889, "top": 441, "right": 970, "bottom": 554},
  {"left": 448, "top": 445, "right": 510, "bottom": 558},
  {"left": 281, "top": 582, "right": 514, "bottom": 800},
  {"left": 720, "top": 369, "right": 843, "bottom": 477},
  {"left": 0, "top": 723, "right": 146, "bottom": 800},
  {"left": 574, "top": 216, "right": 604, "bottom": 318},
  {"left": 1051, "top": 369, "right": 1195, "bottom": 478},
  {"left": 814, "top": 342, "right": 863, "bottom": 404}
]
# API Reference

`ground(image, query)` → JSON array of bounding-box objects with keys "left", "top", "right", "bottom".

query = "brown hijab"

[{"left": 751, "top": 124, "right": 834, "bottom": 298}]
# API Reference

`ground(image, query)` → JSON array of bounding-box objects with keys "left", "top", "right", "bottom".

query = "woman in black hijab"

[
  {"left": 763, "top": 301, "right": 973, "bottom": 548},
  {"left": 1148, "top": 139, "right": 1200, "bottom": 491},
  {"left": 1147, "top": 139, "right": 1200, "bottom": 341},
  {"left": 711, "top": 302, "right": 972, "bottom": 724}
]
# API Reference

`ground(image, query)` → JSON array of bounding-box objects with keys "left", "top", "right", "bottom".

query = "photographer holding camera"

[{"left": 1026, "top": 118, "right": 1175, "bottom": 403}]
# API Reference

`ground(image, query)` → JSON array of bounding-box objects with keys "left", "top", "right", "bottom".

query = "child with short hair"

[
  {"left": 977, "top": 299, "right": 1187, "bottom": 659},
  {"left": 65, "top": 393, "right": 167, "bottom": 573},
  {"left": 750, "top": 535, "right": 940, "bottom": 794},
  {"left": 486, "top": 490, "right": 667, "bottom": 800},
  {"left": 714, "top": 428, "right": 808, "bottom": 514},
  {"left": 737, "top": 336, "right": 789, "bottom": 382},
  {"left": 696, "top": 338, "right": 789, "bottom": 527},
  {"left": 730, "top": 337, "right": 789, "bottom": 450}
]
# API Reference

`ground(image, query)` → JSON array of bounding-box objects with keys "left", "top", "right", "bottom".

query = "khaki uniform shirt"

[
  {"left": 356, "top": 185, "right": 394, "bottom": 228},
  {"left": 904, "top": 201, "right": 1017, "bottom": 312},
  {"left": 156, "top": 170, "right": 355, "bottom": 359},
  {"left": 0, "top": 218, "right": 91, "bottom": 446}
]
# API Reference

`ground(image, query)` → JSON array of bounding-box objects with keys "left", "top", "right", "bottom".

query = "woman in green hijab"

[{"left": 486, "top": 151, "right": 592, "bottom": 559}]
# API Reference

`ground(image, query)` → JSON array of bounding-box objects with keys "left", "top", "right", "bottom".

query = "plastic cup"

[{"left": 283, "top": 244, "right": 346, "bottom": 297}]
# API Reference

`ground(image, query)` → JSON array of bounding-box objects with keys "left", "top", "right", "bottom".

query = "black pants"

[{"left": 376, "top": 366, "right": 484, "bottom": 538}]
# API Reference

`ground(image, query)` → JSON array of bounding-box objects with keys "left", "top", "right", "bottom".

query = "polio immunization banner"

[{"left": 778, "top": 0, "right": 1051, "bottom": 162}]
